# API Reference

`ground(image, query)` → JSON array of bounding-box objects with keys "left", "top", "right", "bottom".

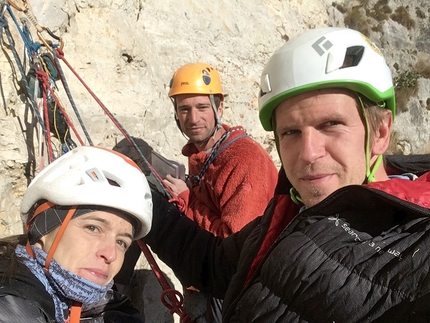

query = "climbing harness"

[{"left": 2, "top": 2, "right": 191, "bottom": 322}]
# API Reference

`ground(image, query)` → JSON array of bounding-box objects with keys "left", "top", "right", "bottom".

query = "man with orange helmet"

[
  {"left": 165, "top": 63, "right": 278, "bottom": 322},
  {"left": 166, "top": 62, "right": 277, "bottom": 236}
]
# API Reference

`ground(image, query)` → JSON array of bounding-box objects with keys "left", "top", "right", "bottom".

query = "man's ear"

[
  {"left": 371, "top": 110, "right": 393, "bottom": 155},
  {"left": 217, "top": 100, "right": 224, "bottom": 118}
]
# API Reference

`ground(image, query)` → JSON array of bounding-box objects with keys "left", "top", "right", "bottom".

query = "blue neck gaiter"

[{"left": 15, "top": 244, "right": 113, "bottom": 322}]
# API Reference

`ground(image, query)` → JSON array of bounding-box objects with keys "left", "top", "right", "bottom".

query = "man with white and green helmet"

[
  {"left": 143, "top": 27, "right": 430, "bottom": 322},
  {"left": 258, "top": 25, "right": 396, "bottom": 206}
]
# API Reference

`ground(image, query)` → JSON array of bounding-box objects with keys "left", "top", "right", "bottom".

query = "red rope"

[
  {"left": 36, "top": 69, "right": 54, "bottom": 163},
  {"left": 43, "top": 81, "right": 85, "bottom": 146},
  {"left": 55, "top": 48, "right": 125, "bottom": 133},
  {"left": 137, "top": 240, "right": 192, "bottom": 323},
  {"left": 54, "top": 47, "right": 190, "bottom": 322},
  {"left": 55, "top": 47, "right": 176, "bottom": 198}
]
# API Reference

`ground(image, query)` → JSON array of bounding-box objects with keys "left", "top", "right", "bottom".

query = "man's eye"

[
  {"left": 279, "top": 129, "right": 298, "bottom": 137},
  {"left": 324, "top": 121, "right": 341, "bottom": 127}
]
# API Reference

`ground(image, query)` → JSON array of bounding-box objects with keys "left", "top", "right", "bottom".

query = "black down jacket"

[
  {"left": 0, "top": 258, "right": 144, "bottom": 322},
  {"left": 0, "top": 259, "right": 57, "bottom": 322},
  {"left": 143, "top": 170, "right": 430, "bottom": 323}
]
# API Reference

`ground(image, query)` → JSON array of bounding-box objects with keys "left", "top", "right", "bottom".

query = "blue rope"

[
  {"left": 6, "top": 5, "right": 41, "bottom": 57},
  {"left": 2, "top": 12, "right": 50, "bottom": 145}
]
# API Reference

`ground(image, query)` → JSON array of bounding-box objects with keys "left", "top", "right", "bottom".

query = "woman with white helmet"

[{"left": 0, "top": 146, "right": 152, "bottom": 322}]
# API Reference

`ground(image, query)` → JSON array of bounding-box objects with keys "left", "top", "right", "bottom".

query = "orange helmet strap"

[
  {"left": 44, "top": 206, "right": 77, "bottom": 270},
  {"left": 69, "top": 301, "right": 83, "bottom": 323}
]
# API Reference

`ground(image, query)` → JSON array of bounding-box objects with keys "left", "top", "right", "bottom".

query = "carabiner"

[
  {"left": 37, "top": 29, "right": 64, "bottom": 51},
  {"left": 6, "top": 0, "right": 28, "bottom": 12}
]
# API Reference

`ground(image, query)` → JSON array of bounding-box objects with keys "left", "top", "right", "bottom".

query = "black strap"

[
  {"left": 385, "top": 154, "right": 430, "bottom": 177},
  {"left": 188, "top": 131, "right": 248, "bottom": 188}
]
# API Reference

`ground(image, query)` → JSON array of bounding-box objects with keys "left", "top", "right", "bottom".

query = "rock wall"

[{"left": 0, "top": 0, "right": 429, "bottom": 321}]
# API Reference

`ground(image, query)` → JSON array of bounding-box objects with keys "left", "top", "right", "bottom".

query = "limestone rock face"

[{"left": 0, "top": 0, "right": 429, "bottom": 321}]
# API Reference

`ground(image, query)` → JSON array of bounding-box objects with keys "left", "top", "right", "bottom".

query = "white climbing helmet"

[
  {"left": 20, "top": 146, "right": 153, "bottom": 239},
  {"left": 258, "top": 27, "right": 395, "bottom": 131}
]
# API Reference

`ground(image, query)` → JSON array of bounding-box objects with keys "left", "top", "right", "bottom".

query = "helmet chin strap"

[
  {"left": 273, "top": 130, "right": 304, "bottom": 205},
  {"left": 26, "top": 203, "right": 77, "bottom": 272},
  {"left": 209, "top": 94, "right": 222, "bottom": 128},
  {"left": 26, "top": 204, "right": 83, "bottom": 323},
  {"left": 289, "top": 187, "right": 303, "bottom": 204},
  {"left": 205, "top": 94, "right": 223, "bottom": 143},
  {"left": 356, "top": 94, "right": 382, "bottom": 183}
]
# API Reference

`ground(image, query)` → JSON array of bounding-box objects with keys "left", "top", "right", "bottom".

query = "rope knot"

[
  {"left": 160, "top": 289, "right": 192, "bottom": 323},
  {"left": 55, "top": 47, "right": 64, "bottom": 59},
  {"left": 36, "top": 69, "right": 49, "bottom": 83}
]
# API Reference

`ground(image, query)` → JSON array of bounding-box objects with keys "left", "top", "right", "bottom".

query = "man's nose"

[
  {"left": 299, "top": 128, "right": 325, "bottom": 163},
  {"left": 187, "top": 107, "right": 199, "bottom": 123}
]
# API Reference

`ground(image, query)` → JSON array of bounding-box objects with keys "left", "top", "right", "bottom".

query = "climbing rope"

[
  {"left": 137, "top": 240, "right": 192, "bottom": 323},
  {"left": 187, "top": 130, "right": 231, "bottom": 187},
  {"left": 51, "top": 49, "right": 93, "bottom": 146},
  {"left": 1, "top": 5, "right": 52, "bottom": 161}
]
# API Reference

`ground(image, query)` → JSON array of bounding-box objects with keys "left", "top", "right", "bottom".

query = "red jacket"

[{"left": 178, "top": 124, "right": 278, "bottom": 237}]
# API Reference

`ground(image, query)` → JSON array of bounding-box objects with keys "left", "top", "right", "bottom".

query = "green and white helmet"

[{"left": 258, "top": 27, "right": 395, "bottom": 131}]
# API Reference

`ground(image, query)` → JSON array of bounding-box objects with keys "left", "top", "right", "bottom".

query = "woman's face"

[{"left": 38, "top": 210, "right": 134, "bottom": 286}]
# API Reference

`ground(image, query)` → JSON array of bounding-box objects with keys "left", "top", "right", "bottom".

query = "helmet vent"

[
  {"left": 340, "top": 46, "right": 364, "bottom": 69},
  {"left": 107, "top": 178, "right": 120, "bottom": 187},
  {"left": 85, "top": 168, "right": 106, "bottom": 183},
  {"left": 259, "top": 73, "right": 272, "bottom": 98}
]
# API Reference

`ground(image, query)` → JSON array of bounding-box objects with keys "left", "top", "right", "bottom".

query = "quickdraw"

[
  {"left": 7, "top": 0, "right": 64, "bottom": 51},
  {"left": 2, "top": 2, "right": 191, "bottom": 322}
]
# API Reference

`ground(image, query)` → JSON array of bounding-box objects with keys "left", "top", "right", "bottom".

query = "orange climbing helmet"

[
  {"left": 168, "top": 63, "right": 224, "bottom": 98},
  {"left": 168, "top": 63, "right": 224, "bottom": 132}
]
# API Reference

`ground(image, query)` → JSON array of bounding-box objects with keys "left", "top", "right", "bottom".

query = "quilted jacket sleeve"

[
  {"left": 142, "top": 188, "right": 260, "bottom": 298},
  {"left": 0, "top": 295, "right": 54, "bottom": 322}
]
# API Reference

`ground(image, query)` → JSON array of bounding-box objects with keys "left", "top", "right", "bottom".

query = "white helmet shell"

[
  {"left": 258, "top": 27, "right": 395, "bottom": 131},
  {"left": 20, "top": 146, "right": 153, "bottom": 239}
]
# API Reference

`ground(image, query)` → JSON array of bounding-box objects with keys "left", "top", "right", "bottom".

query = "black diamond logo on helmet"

[{"left": 312, "top": 36, "right": 333, "bottom": 56}]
